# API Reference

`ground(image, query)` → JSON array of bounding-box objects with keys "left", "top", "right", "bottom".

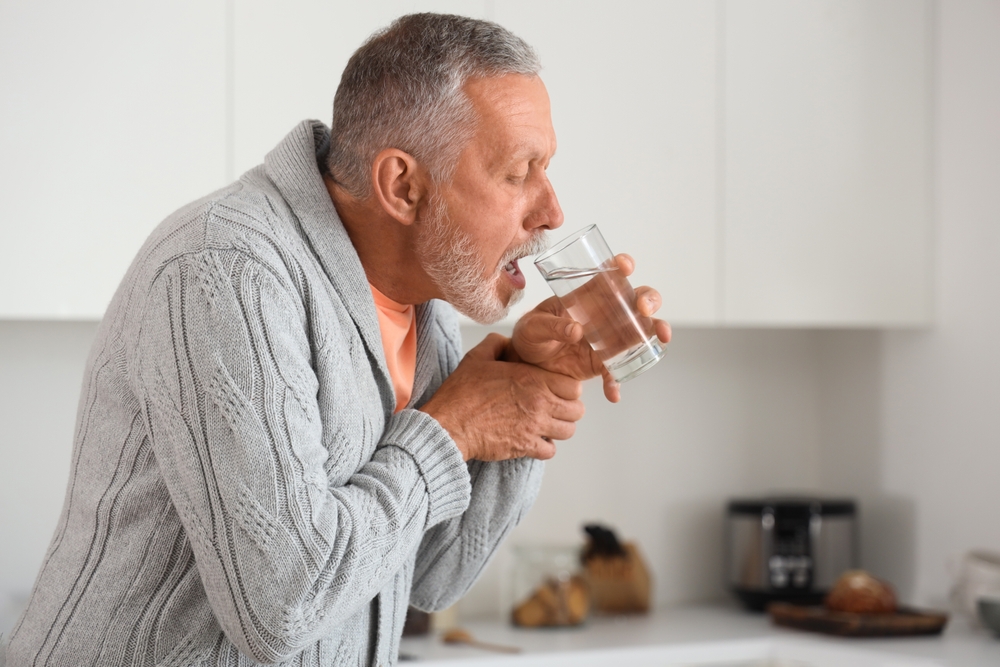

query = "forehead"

[{"left": 461, "top": 74, "right": 556, "bottom": 167}]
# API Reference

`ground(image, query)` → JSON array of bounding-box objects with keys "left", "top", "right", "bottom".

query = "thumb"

[{"left": 520, "top": 311, "right": 580, "bottom": 346}]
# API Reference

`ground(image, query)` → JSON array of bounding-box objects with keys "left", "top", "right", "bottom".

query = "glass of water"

[{"left": 534, "top": 225, "right": 665, "bottom": 383}]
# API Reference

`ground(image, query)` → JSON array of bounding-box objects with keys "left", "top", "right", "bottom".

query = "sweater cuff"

[{"left": 382, "top": 409, "right": 471, "bottom": 528}]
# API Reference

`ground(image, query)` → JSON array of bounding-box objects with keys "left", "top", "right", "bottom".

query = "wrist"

[{"left": 418, "top": 404, "right": 473, "bottom": 461}]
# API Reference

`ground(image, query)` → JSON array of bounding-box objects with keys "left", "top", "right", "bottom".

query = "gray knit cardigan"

[{"left": 7, "top": 121, "right": 543, "bottom": 667}]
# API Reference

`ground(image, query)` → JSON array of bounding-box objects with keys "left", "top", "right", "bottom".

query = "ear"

[{"left": 370, "top": 148, "right": 428, "bottom": 226}]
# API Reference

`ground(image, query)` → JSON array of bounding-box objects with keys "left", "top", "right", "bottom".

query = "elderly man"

[{"left": 7, "top": 13, "right": 668, "bottom": 667}]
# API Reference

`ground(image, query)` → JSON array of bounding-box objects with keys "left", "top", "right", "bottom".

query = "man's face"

[{"left": 415, "top": 74, "right": 564, "bottom": 324}]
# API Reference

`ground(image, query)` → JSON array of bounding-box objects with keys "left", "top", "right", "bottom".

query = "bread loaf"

[{"left": 824, "top": 570, "right": 897, "bottom": 614}]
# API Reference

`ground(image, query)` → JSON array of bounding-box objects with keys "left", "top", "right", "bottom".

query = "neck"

[{"left": 324, "top": 176, "right": 435, "bottom": 305}]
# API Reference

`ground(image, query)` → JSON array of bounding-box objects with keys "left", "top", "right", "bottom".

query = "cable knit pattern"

[{"left": 7, "top": 120, "right": 544, "bottom": 667}]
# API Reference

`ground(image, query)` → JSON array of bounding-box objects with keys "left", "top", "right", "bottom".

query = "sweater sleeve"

[
  {"left": 408, "top": 315, "right": 546, "bottom": 612},
  {"left": 133, "top": 247, "right": 470, "bottom": 663},
  {"left": 409, "top": 457, "right": 543, "bottom": 611}
]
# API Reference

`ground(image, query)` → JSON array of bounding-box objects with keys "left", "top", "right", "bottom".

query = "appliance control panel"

[
  {"left": 766, "top": 508, "right": 816, "bottom": 590},
  {"left": 768, "top": 555, "right": 813, "bottom": 589}
]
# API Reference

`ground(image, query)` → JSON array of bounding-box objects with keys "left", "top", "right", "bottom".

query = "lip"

[{"left": 504, "top": 258, "right": 527, "bottom": 290}]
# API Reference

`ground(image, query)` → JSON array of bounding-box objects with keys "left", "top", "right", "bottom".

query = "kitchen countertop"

[{"left": 399, "top": 604, "right": 1000, "bottom": 666}]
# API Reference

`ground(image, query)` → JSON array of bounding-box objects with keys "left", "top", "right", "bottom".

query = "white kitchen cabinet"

[
  {"left": 492, "top": 0, "right": 719, "bottom": 325},
  {"left": 0, "top": 1, "right": 932, "bottom": 327},
  {"left": 499, "top": 0, "right": 931, "bottom": 328},
  {"left": 232, "top": 0, "right": 490, "bottom": 179},
  {"left": 722, "top": 0, "right": 932, "bottom": 326},
  {"left": 0, "top": 0, "right": 228, "bottom": 319}
]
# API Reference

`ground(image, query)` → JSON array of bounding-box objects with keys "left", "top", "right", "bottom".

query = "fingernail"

[{"left": 564, "top": 322, "right": 575, "bottom": 337}]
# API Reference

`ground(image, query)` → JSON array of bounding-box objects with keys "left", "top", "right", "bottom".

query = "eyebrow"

[{"left": 506, "top": 142, "right": 556, "bottom": 166}]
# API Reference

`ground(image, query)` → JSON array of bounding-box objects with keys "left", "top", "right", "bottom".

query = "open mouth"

[
  {"left": 499, "top": 234, "right": 547, "bottom": 292},
  {"left": 503, "top": 258, "right": 527, "bottom": 290}
]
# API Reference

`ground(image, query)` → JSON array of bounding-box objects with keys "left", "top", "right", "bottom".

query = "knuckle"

[
  {"left": 526, "top": 393, "right": 547, "bottom": 414},
  {"left": 514, "top": 363, "right": 539, "bottom": 382},
  {"left": 526, "top": 415, "right": 546, "bottom": 438}
]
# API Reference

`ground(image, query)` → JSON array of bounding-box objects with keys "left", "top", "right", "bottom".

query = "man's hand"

[
  {"left": 509, "top": 254, "right": 671, "bottom": 403},
  {"left": 419, "top": 333, "right": 585, "bottom": 462}
]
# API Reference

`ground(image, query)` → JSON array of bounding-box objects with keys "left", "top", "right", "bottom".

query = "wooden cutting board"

[{"left": 768, "top": 602, "right": 949, "bottom": 637}]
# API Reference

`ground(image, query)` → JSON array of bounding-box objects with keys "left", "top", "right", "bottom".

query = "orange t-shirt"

[{"left": 369, "top": 283, "right": 417, "bottom": 412}]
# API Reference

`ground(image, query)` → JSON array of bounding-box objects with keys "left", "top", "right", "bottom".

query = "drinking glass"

[{"left": 534, "top": 225, "right": 665, "bottom": 383}]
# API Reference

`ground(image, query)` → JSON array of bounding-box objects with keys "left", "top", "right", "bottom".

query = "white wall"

[
  {"left": 808, "top": 0, "right": 1000, "bottom": 611},
  {"left": 0, "top": 322, "right": 99, "bottom": 638},
  {"left": 877, "top": 0, "right": 1000, "bottom": 609},
  {"left": 456, "top": 325, "right": 826, "bottom": 618}
]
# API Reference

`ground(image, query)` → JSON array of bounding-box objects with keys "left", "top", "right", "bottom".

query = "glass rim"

[{"left": 533, "top": 224, "right": 599, "bottom": 265}]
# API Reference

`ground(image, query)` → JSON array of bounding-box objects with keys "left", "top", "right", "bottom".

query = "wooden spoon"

[{"left": 440, "top": 627, "right": 521, "bottom": 654}]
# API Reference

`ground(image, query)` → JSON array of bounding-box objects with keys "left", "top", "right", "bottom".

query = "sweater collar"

[
  {"left": 264, "top": 120, "right": 392, "bottom": 408},
  {"left": 263, "top": 120, "right": 445, "bottom": 413}
]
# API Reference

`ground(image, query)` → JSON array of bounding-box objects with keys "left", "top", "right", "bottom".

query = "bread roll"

[
  {"left": 824, "top": 570, "right": 897, "bottom": 614},
  {"left": 511, "top": 576, "right": 589, "bottom": 627}
]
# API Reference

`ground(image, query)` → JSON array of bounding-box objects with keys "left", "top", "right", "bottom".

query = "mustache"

[{"left": 498, "top": 232, "right": 550, "bottom": 270}]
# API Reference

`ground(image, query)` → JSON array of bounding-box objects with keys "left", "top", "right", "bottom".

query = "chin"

[
  {"left": 461, "top": 301, "right": 510, "bottom": 325},
  {"left": 458, "top": 284, "right": 524, "bottom": 325}
]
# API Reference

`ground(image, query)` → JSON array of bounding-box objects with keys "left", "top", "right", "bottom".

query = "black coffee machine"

[{"left": 726, "top": 496, "right": 858, "bottom": 611}]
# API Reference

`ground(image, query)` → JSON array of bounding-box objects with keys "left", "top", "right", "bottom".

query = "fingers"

[
  {"left": 602, "top": 377, "right": 621, "bottom": 403},
  {"left": 634, "top": 286, "right": 661, "bottom": 317},
  {"left": 540, "top": 368, "right": 584, "bottom": 400},
  {"left": 618, "top": 260, "right": 670, "bottom": 336},
  {"left": 527, "top": 437, "right": 557, "bottom": 461},
  {"left": 614, "top": 253, "right": 635, "bottom": 276},
  {"left": 541, "top": 417, "right": 577, "bottom": 443},
  {"left": 655, "top": 319, "right": 672, "bottom": 344},
  {"left": 534, "top": 403, "right": 580, "bottom": 442},
  {"left": 548, "top": 395, "right": 586, "bottom": 424},
  {"left": 632, "top": 286, "right": 671, "bottom": 344},
  {"left": 518, "top": 365, "right": 584, "bottom": 444},
  {"left": 599, "top": 366, "right": 621, "bottom": 403}
]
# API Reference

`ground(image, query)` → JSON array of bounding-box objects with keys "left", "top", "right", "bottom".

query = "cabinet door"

[
  {"left": 494, "top": 0, "right": 719, "bottom": 325},
  {"left": 0, "top": 0, "right": 228, "bottom": 319},
  {"left": 723, "top": 0, "right": 932, "bottom": 326},
  {"left": 232, "top": 1, "right": 489, "bottom": 178}
]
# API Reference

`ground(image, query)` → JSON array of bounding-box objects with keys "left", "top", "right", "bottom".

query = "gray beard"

[{"left": 415, "top": 194, "right": 548, "bottom": 324}]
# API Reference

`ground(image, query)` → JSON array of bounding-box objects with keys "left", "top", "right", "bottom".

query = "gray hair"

[{"left": 327, "top": 13, "right": 541, "bottom": 199}]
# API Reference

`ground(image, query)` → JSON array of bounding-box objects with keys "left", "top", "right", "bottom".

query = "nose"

[{"left": 526, "top": 173, "right": 564, "bottom": 232}]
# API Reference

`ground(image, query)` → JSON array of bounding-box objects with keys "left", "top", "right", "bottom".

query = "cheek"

[
  {"left": 449, "top": 185, "right": 527, "bottom": 263},
  {"left": 466, "top": 206, "right": 517, "bottom": 245}
]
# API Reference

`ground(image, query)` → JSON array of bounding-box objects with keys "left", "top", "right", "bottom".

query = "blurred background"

[{"left": 1, "top": 0, "right": 998, "bottom": 641}]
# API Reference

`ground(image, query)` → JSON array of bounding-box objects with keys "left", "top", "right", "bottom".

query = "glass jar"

[{"left": 508, "top": 544, "right": 589, "bottom": 627}]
